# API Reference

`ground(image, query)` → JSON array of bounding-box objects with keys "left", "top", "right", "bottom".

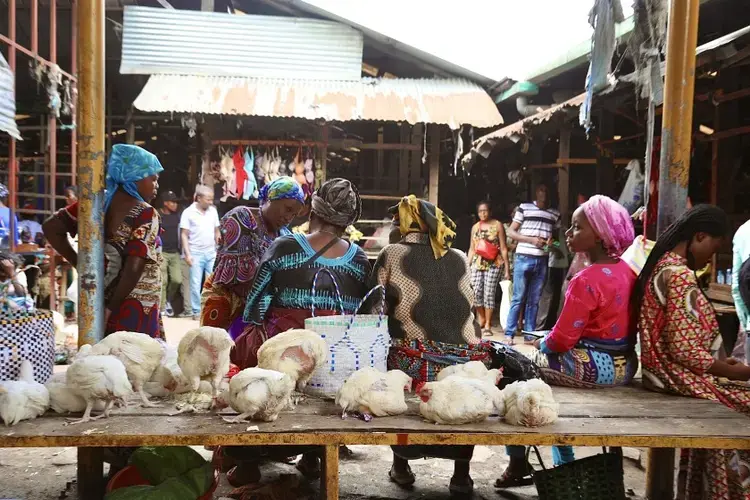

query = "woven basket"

[
  {"left": 530, "top": 446, "right": 626, "bottom": 500},
  {"left": 304, "top": 270, "right": 390, "bottom": 399},
  {"left": 0, "top": 309, "right": 55, "bottom": 383}
]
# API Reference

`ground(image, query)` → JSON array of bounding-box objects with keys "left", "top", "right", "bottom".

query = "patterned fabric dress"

[
  {"left": 230, "top": 233, "right": 370, "bottom": 369},
  {"left": 55, "top": 201, "right": 164, "bottom": 339},
  {"left": 640, "top": 252, "right": 750, "bottom": 499},
  {"left": 471, "top": 222, "right": 503, "bottom": 310},
  {"left": 532, "top": 260, "right": 639, "bottom": 389},
  {"left": 200, "top": 206, "right": 288, "bottom": 338}
]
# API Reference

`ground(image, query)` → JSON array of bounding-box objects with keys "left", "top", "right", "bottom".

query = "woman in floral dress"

[{"left": 636, "top": 205, "right": 750, "bottom": 499}]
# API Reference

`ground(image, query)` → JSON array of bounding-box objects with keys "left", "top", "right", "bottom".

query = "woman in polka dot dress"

[{"left": 498, "top": 195, "right": 638, "bottom": 488}]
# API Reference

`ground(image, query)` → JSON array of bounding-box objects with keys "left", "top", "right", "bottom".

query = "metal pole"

[
  {"left": 656, "top": 0, "right": 700, "bottom": 234},
  {"left": 8, "top": 0, "right": 16, "bottom": 253},
  {"left": 49, "top": 0, "right": 57, "bottom": 215},
  {"left": 76, "top": 0, "right": 105, "bottom": 349}
]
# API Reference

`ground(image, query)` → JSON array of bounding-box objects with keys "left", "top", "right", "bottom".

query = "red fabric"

[
  {"left": 545, "top": 260, "right": 636, "bottom": 353},
  {"left": 230, "top": 307, "right": 339, "bottom": 369},
  {"left": 233, "top": 148, "right": 247, "bottom": 199},
  {"left": 55, "top": 201, "right": 79, "bottom": 236}
]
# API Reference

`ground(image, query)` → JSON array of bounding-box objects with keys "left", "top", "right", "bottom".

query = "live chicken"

[
  {"left": 417, "top": 376, "right": 505, "bottom": 425},
  {"left": 0, "top": 360, "right": 50, "bottom": 426},
  {"left": 336, "top": 368, "right": 412, "bottom": 421},
  {"left": 502, "top": 379, "right": 559, "bottom": 427},
  {"left": 64, "top": 354, "right": 132, "bottom": 425},
  {"left": 217, "top": 367, "right": 295, "bottom": 423},
  {"left": 437, "top": 361, "right": 502, "bottom": 386},
  {"left": 256, "top": 329, "right": 327, "bottom": 391},
  {"left": 177, "top": 326, "right": 234, "bottom": 398},
  {"left": 87, "top": 331, "right": 165, "bottom": 407}
]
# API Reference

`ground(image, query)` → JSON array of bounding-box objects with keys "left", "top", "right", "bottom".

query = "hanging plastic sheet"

[{"left": 0, "top": 53, "right": 21, "bottom": 140}]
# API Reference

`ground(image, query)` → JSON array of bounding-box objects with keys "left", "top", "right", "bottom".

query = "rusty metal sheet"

[{"left": 132, "top": 75, "right": 503, "bottom": 129}]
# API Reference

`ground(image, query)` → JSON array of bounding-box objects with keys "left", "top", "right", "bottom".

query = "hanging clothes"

[
  {"left": 234, "top": 147, "right": 248, "bottom": 199},
  {"left": 221, "top": 149, "right": 237, "bottom": 202},
  {"left": 242, "top": 149, "right": 258, "bottom": 200}
]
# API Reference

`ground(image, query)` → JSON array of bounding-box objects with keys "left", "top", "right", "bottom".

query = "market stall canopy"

[{"left": 133, "top": 75, "right": 503, "bottom": 129}]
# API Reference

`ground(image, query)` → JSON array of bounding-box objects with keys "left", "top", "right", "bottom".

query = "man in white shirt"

[
  {"left": 731, "top": 219, "right": 750, "bottom": 362},
  {"left": 180, "top": 185, "right": 220, "bottom": 319}
]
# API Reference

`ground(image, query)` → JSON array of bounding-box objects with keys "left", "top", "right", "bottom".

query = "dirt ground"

[{"left": 0, "top": 318, "right": 648, "bottom": 499}]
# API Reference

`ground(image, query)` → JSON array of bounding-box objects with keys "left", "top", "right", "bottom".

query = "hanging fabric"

[
  {"left": 242, "top": 148, "right": 258, "bottom": 200},
  {"left": 234, "top": 147, "right": 247, "bottom": 199}
]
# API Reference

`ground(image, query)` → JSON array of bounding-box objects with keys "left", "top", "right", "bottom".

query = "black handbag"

[{"left": 487, "top": 340, "right": 541, "bottom": 389}]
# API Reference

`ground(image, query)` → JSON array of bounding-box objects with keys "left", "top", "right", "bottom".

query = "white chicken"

[
  {"left": 417, "top": 376, "right": 505, "bottom": 425},
  {"left": 0, "top": 360, "right": 50, "bottom": 426},
  {"left": 336, "top": 368, "right": 412, "bottom": 421},
  {"left": 437, "top": 361, "right": 502, "bottom": 387},
  {"left": 177, "top": 326, "right": 234, "bottom": 398},
  {"left": 256, "top": 329, "right": 327, "bottom": 391},
  {"left": 46, "top": 380, "right": 105, "bottom": 414},
  {"left": 65, "top": 354, "right": 133, "bottom": 425},
  {"left": 502, "top": 379, "right": 559, "bottom": 427},
  {"left": 143, "top": 342, "right": 182, "bottom": 398},
  {"left": 216, "top": 367, "right": 295, "bottom": 423},
  {"left": 87, "top": 331, "right": 164, "bottom": 407}
]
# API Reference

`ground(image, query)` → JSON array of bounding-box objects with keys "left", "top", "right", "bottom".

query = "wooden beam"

[
  {"left": 375, "top": 126, "right": 384, "bottom": 191},
  {"left": 706, "top": 125, "right": 750, "bottom": 142},
  {"left": 597, "top": 110, "right": 615, "bottom": 196},
  {"left": 710, "top": 104, "right": 720, "bottom": 282},
  {"left": 410, "top": 124, "right": 423, "bottom": 193},
  {"left": 321, "top": 444, "right": 339, "bottom": 499},
  {"left": 645, "top": 448, "right": 675, "bottom": 500},
  {"left": 428, "top": 125, "right": 440, "bottom": 205},
  {"left": 558, "top": 127, "right": 571, "bottom": 226},
  {"left": 555, "top": 158, "right": 636, "bottom": 165},
  {"left": 319, "top": 123, "right": 328, "bottom": 184},
  {"left": 399, "top": 124, "right": 410, "bottom": 193}
]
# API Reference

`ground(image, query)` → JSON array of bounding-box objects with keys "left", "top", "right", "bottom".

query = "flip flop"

[
  {"left": 388, "top": 465, "right": 416, "bottom": 487},
  {"left": 494, "top": 469, "right": 533, "bottom": 488}
]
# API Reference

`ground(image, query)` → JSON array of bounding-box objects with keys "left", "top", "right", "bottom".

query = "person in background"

[
  {"left": 159, "top": 191, "right": 182, "bottom": 317},
  {"left": 637, "top": 205, "right": 750, "bottom": 498},
  {"left": 17, "top": 211, "right": 43, "bottom": 245},
  {"left": 374, "top": 195, "right": 482, "bottom": 497},
  {"left": 505, "top": 184, "right": 561, "bottom": 343},
  {"left": 731, "top": 219, "right": 750, "bottom": 364},
  {"left": 0, "top": 183, "right": 20, "bottom": 247},
  {"left": 180, "top": 185, "right": 220, "bottom": 320},
  {"left": 498, "top": 195, "right": 637, "bottom": 488},
  {"left": 64, "top": 186, "right": 78, "bottom": 206},
  {"left": 201, "top": 177, "right": 305, "bottom": 337},
  {"left": 43, "top": 144, "right": 165, "bottom": 338},
  {"left": 536, "top": 225, "right": 569, "bottom": 330},
  {"left": 468, "top": 201, "right": 510, "bottom": 335}
]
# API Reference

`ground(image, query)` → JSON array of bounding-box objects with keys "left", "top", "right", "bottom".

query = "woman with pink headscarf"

[{"left": 497, "top": 195, "right": 638, "bottom": 489}]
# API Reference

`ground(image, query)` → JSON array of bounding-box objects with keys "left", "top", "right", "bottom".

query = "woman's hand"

[
  {"left": 104, "top": 308, "right": 112, "bottom": 327},
  {"left": 533, "top": 338, "right": 542, "bottom": 349},
  {"left": 0, "top": 259, "right": 15, "bottom": 281},
  {"left": 503, "top": 269, "right": 511, "bottom": 281}
]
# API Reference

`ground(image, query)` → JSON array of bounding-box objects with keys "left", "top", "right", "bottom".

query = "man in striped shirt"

[{"left": 504, "top": 184, "right": 561, "bottom": 342}]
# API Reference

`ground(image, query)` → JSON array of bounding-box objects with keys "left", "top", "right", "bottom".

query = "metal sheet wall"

[{"left": 120, "top": 6, "right": 364, "bottom": 80}]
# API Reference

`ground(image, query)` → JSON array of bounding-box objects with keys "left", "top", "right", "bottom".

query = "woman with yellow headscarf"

[{"left": 371, "top": 195, "right": 484, "bottom": 497}]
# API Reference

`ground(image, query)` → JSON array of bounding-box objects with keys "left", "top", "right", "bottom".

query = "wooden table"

[{"left": 1, "top": 385, "right": 748, "bottom": 499}]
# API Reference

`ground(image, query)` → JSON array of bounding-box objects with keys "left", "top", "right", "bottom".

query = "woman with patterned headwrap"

[
  {"left": 222, "top": 179, "right": 370, "bottom": 487},
  {"left": 374, "top": 195, "right": 482, "bottom": 497},
  {"left": 200, "top": 176, "right": 305, "bottom": 337},
  {"left": 43, "top": 144, "right": 165, "bottom": 338}
]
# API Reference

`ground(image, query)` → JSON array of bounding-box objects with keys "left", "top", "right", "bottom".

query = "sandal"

[
  {"left": 449, "top": 476, "right": 474, "bottom": 497},
  {"left": 494, "top": 463, "right": 533, "bottom": 488},
  {"left": 388, "top": 464, "right": 416, "bottom": 487}
]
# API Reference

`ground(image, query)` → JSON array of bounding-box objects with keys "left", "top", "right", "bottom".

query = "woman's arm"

[
  {"left": 538, "top": 275, "right": 595, "bottom": 352},
  {"left": 707, "top": 358, "right": 750, "bottom": 381},
  {"left": 496, "top": 221, "right": 510, "bottom": 280},
  {"left": 106, "top": 256, "right": 146, "bottom": 315},
  {"left": 467, "top": 224, "right": 477, "bottom": 262},
  {"left": 42, "top": 216, "right": 78, "bottom": 268},
  {"left": 507, "top": 221, "right": 546, "bottom": 248}
]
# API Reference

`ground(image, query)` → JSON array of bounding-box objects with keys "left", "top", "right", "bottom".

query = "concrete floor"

[{"left": 0, "top": 318, "right": 648, "bottom": 499}]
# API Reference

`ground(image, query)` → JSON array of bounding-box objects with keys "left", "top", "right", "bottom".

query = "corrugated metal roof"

[
  {"left": 133, "top": 75, "right": 503, "bottom": 129},
  {"left": 120, "top": 6, "right": 364, "bottom": 80},
  {"left": 0, "top": 53, "right": 21, "bottom": 141}
]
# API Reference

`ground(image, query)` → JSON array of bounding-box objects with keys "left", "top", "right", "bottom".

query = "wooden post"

[
  {"left": 558, "top": 127, "right": 571, "bottom": 226},
  {"left": 320, "top": 444, "right": 339, "bottom": 499},
  {"left": 399, "top": 124, "right": 410, "bottom": 194},
  {"left": 710, "top": 103, "right": 720, "bottom": 282},
  {"left": 77, "top": 448, "right": 104, "bottom": 500},
  {"left": 76, "top": 0, "right": 106, "bottom": 347},
  {"left": 319, "top": 122, "right": 328, "bottom": 184},
  {"left": 410, "top": 124, "right": 423, "bottom": 193},
  {"left": 646, "top": 448, "right": 676, "bottom": 499},
  {"left": 596, "top": 111, "right": 615, "bottom": 197},
  {"left": 657, "top": 0, "right": 700, "bottom": 234},
  {"left": 428, "top": 124, "right": 440, "bottom": 205},
  {"left": 375, "top": 126, "right": 384, "bottom": 191}
]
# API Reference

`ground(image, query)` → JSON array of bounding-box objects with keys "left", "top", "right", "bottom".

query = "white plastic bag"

[
  {"left": 499, "top": 280, "right": 512, "bottom": 329},
  {"left": 617, "top": 159, "right": 645, "bottom": 214}
]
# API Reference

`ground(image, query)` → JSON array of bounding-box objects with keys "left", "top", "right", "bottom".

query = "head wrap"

[
  {"left": 311, "top": 178, "right": 361, "bottom": 228},
  {"left": 0, "top": 184, "right": 8, "bottom": 199},
  {"left": 580, "top": 195, "right": 635, "bottom": 257},
  {"left": 258, "top": 176, "right": 305, "bottom": 206},
  {"left": 104, "top": 144, "right": 164, "bottom": 211},
  {"left": 390, "top": 195, "right": 456, "bottom": 259}
]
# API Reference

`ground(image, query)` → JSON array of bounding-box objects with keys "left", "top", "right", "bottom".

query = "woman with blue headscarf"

[
  {"left": 200, "top": 176, "right": 306, "bottom": 336},
  {"left": 43, "top": 144, "right": 165, "bottom": 338}
]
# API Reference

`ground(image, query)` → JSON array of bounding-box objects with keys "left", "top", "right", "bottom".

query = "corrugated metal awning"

[
  {"left": 133, "top": 75, "right": 504, "bottom": 129},
  {"left": 0, "top": 53, "right": 20, "bottom": 141},
  {"left": 121, "top": 6, "right": 364, "bottom": 80}
]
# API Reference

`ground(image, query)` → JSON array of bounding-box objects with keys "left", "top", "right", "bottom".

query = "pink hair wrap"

[{"left": 581, "top": 195, "right": 635, "bottom": 257}]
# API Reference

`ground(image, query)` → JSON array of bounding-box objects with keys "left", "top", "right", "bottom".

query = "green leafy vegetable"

[
  {"left": 129, "top": 446, "right": 206, "bottom": 485},
  {"left": 182, "top": 463, "right": 214, "bottom": 496}
]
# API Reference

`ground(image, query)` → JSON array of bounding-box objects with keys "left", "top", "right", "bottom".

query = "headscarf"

[
  {"left": 258, "top": 176, "right": 305, "bottom": 206},
  {"left": 0, "top": 184, "right": 8, "bottom": 199},
  {"left": 310, "top": 178, "right": 362, "bottom": 227},
  {"left": 390, "top": 195, "right": 456, "bottom": 259},
  {"left": 104, "top": 144, "right": 163, "bottom": 211},
  {"left": 580, "top": 195, "right": 635, "bottom": 258}
]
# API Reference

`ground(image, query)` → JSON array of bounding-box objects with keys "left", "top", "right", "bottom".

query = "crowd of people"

[{"left": 25, "top": 143, "right": 750, "bottom": 498}]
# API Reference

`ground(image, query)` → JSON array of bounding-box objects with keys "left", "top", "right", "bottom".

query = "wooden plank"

[
  {"left": 398, "top": 124, "right": 410, "bottom": 194},
  {"left": 707, "top": 283, "right": 734, "bottom": 304},
  {"left": 321, "top": 444, "right": 339, "bottom": 499},
  {"left": 556, "top": 158, "right": 635, "bottom": 165},
  {"left": 77, "top": 447, "right": 103, "bottom": 500},
  {"left": 646, "top": 448, "right": 675, "bottom": 500},
  {"left": 319, "top": 122, "right": 328, "bottom": 184},
  {"left": 558, "top": 127, "right": 571, "bottom": 226},
  {"left": 596, "top": 110, "right": 615, "bottom": 196},
  {"left": 711, "top": 103, "right": 719, "bottom": 281},
  {"left": 410, "top": 124, "right": 423, "bottom": 193},
  {"left": 375, "top": 127, "right": 384, "bottom": 191},
  {"left": 428, "top": 124, "right": 440, "bottom": 205}
]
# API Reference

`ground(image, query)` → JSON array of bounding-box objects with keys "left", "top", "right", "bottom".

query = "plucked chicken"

[
  {"left": 417, "top": 375, "right": 505, "bottom": 425},
  {"left": 65, "top": 354, "right": 133, "bottom": 425},
  {"left": 177, "top": 326, "right": 234, "bottom": 398},
  {"left": 88, "top": 331, "right": 165, "bottom": 407},
  {"left": 0, "top": 360, "right": 50, "bottom": 426},
  {"left": 437, "top": 361, "right": 502, "bottom": 387},
  {"left": 216, "top": 367, "right": 295, "bottom": 423},
  {"left": 336, "top": 368, "right": 412, "bottom": 421},
  {"left": 502, "top": 379, "right": 559, "bottom": 427},
  {"left": 256, "top": 329, "right": 327, "bottom": 391}
]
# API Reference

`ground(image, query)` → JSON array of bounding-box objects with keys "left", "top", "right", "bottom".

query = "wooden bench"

[{"left": 1, "top": 384, "right": 748, "bottom": 499}]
